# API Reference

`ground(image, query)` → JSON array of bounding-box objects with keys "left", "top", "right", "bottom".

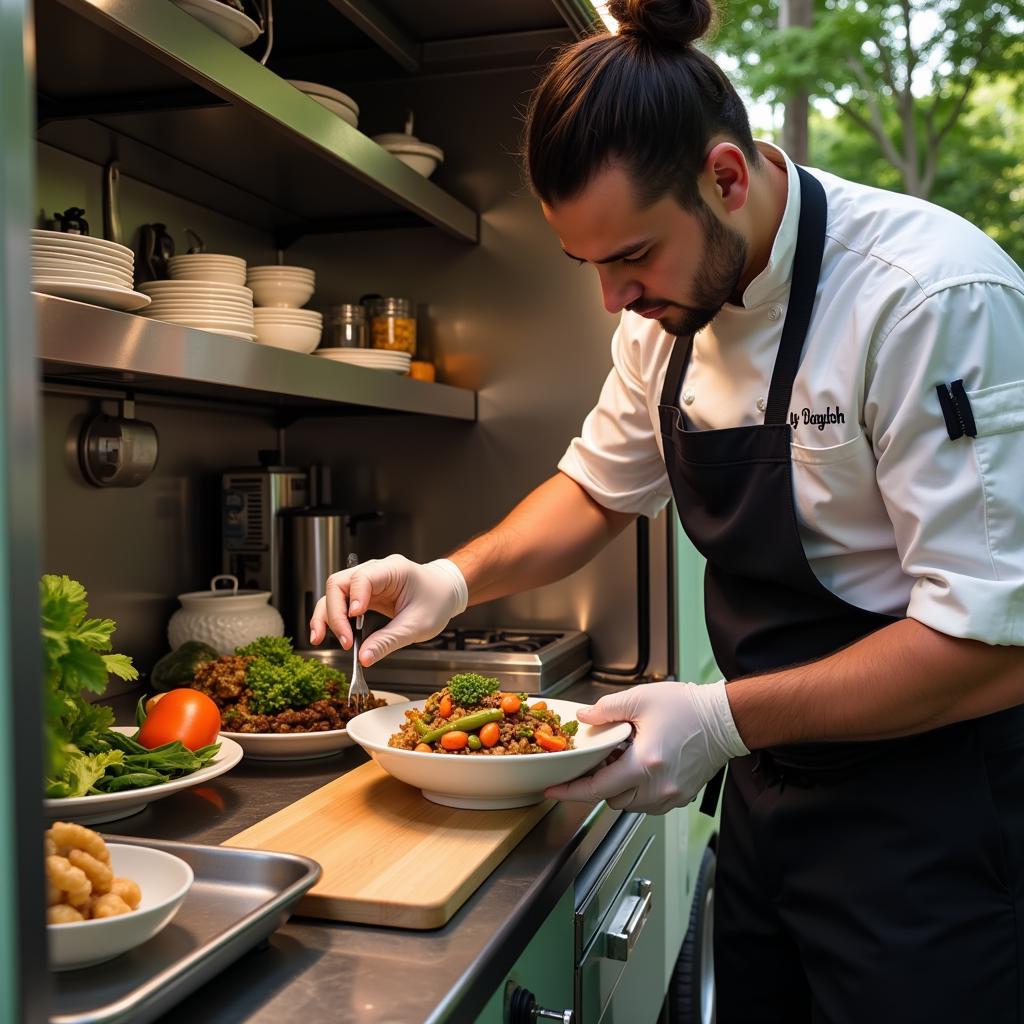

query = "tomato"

[
  {"left": 144, "top": 693, "right": 166, "bottom": 716},
  {"left": 440, "top": 731, "right": 469, "bottom": 751},
  {"left": 438, "top": 695, "right": 453, "bottom": 718},
  {"left": 479, "top": 722, "right": 501, "bottom": 748},
  {"left": 500, "top": 694, "right": 522, "bottom": 715},
  {"left": 536, "top": 732, "right": 568, "bottom": 752},
  {"left": 137, "top": 688, "right": 221, "bottom": 751}
]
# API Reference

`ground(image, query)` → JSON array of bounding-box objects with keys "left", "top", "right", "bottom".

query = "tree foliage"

[{"left": 713, "top": 0, "right": 1024, "bottom": 198}]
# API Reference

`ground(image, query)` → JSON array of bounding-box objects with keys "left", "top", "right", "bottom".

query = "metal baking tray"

[{"left": 49, "top": 836, "right": 321, "bottom": 1024}]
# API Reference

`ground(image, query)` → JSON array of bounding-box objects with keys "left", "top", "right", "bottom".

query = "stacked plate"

[
  {"left": 287, "top": 81, "right": 359, "bottom": 129},
  {"left": 167, "top": 253, "right": 247, "bottom": 286},
  {"left": 314, "top": 348, "right": 412, "bottom": 374},
  {"left": 139, "top": 281, "right": 255, "bottom": 340},
  {"left": 246, "top": 265, "right": 315, "bottom": 308},
  {"left": 253, "top": 308, "right": 323, "bottom": 354},
  {"left": 31, "top": 229, "right": 150, "bottom": 312}
]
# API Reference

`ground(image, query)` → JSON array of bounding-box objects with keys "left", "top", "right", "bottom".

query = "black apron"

[{"left": 659, "top": 167, "right": 1024, "bottom": 1022}]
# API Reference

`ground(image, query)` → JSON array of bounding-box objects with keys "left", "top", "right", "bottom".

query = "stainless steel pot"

[{"left": 280, "top": 509, "right": 381, "bottom": 643}]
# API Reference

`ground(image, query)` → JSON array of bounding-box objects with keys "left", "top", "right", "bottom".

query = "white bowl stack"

[
  {"left": 314, "top": 348, "right": 412, "bottom": 373},
  {"left": 167, "top": 253, "right": 247, "bottom": 286},
  {"left": 373, "top": 132, "right": 444, "bottom": 178},
  {"left": 30, "top": 229, "right": 149, "bottom": 312},
  {"left": 286, "top": 80, "right": 359, "bottom": 128},
  {"left": 246, "top": 265, "right": 322, "bottom": 354}
]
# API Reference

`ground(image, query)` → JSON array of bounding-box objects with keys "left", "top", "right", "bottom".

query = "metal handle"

[
  {"left": 533, "top": 1008, "right": 573, "bottom": 1023},
  {"left": 604, "top": 877, "right": 653, "bottom": 962}
]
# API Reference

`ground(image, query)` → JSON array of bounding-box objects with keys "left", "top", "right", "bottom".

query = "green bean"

[
  {"left": 412, "top": 716, "right": 431, "bottom": 737},
  {"left": 517, "top": 728, "right": 534, "bottom": 740},
  {"left": 421, "top": 709, "right": 504, "bottom": 744}
]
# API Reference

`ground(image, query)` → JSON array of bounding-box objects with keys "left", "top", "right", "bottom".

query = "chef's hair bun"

[{"left": 607, "top": 0, "right": 715, "bottom": 48}]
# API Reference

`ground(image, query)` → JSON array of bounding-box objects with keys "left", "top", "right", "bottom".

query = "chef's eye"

[{"left": 622, "top": 249, "right": 650, "bottom": 265}]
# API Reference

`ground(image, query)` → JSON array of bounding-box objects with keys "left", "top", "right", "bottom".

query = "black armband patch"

[{"left": 936, "top": 379, "right": 977, "bottom": 440}]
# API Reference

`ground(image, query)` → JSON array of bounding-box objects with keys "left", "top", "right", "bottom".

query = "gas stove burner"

[
  {"left": 369, "top": 627, "right": 592, "bottom": 696},
  {"left": 415, "top": 629, "right": 565, "bottom": 654}
]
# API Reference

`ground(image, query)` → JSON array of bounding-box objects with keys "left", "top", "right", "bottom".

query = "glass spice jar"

[
  {"left": 324, "top": 303, "right": 368, "bottom": 348},
  {"left": 366, "top": 296, "right": 416, "bottom": 354}
]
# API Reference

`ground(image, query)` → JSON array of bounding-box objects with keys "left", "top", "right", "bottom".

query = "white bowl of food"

[
  {"left": 345, "top": 684, "right": 632, "bottom": 809},
  {"left": 48, "top": 838, "right": 193, "bottom": 971}
]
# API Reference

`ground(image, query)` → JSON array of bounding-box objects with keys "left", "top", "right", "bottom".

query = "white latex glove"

[
  {"left": 309, "top": 554, "right": 468, "bottom": 666},
  {"left": 546, "top": 680, "right": 749, "bottom": 814}
]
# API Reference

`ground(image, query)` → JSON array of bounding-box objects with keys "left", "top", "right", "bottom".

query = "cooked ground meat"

[
  {"left": 389, "top": 688, "right": 576, "bottom": 755},
  {"left": 193, "top": 655, "right": 383, "bottom": 733}
]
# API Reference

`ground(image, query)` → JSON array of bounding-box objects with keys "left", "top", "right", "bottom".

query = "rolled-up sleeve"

[
  {"left": 558, "top": 319, "right": 673, "bottom": 518},
  {"left": 867, "top": 281, "right": 1024, "bottom": 645}
]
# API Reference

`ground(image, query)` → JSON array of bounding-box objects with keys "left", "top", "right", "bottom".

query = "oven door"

[{"left": 575, "top": 812, "right": 666, "bottom": 1023}]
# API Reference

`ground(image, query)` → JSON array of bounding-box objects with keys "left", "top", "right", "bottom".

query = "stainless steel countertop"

[{"left": 107, "top": 680, "right": 627, "bottom": 1024}]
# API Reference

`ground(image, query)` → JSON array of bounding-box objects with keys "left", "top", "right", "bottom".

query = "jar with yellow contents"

[{"left": 365, "top": 296, "right": 417, "bottom": 354}]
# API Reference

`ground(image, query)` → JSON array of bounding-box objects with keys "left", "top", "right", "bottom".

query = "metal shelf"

[
  {"left": 36, "top": 295, "right": 477, "bottom": 421},
  {"left": 35, "top": 0, "right": 480, "bottom": 244}
]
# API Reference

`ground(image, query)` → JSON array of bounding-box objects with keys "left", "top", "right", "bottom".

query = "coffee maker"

[{"left": 222, "top": 453, "right": 308, "bottom": 611}]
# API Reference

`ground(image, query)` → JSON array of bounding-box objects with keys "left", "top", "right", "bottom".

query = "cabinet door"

[{"left": 475, "top": 886, "right": 575, "bottom": 1023}]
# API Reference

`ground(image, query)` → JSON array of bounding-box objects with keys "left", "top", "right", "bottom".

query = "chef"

[{"left": 310, "top": 0, "right": 1024, "bottom": 1018}]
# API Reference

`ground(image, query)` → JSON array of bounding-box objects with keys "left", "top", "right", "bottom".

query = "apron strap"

[{"left": 763, "top": 167, "right": 828, "bottom": 424}]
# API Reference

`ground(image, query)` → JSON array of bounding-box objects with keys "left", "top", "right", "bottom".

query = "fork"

[{"left": 346, "top": 552, "right": 371, "bottom": 715}]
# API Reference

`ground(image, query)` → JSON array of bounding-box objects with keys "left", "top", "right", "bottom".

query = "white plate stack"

[
  {"left": 314, "top": 349, "right": 412, "bottom": 374},
  {"left": 31, "top": 229, "right": 150, "bottom": 312},
  {"left": 138, "top": 280, "right": 255, "bottom": 341},
  {"left": 373, "top": 132, "right": 444, "bottom": 178},
  {"left": 287, "top": 80, "right": 359, "bottom": 128}
]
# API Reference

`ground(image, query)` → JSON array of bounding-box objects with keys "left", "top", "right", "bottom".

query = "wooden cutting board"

[{"left": 223, "top": 760, "right": 555, "bottom": 929}]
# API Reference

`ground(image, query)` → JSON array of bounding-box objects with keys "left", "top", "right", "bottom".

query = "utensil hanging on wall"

[
  {"left": 102, "top": 160, "right": 122, "bottom": 245},
  {"left": 139, "top": 223, "right": 175, "bottom": 281},
  {"left": 79, "top": 396, "right": 159, "bottom": 487}
]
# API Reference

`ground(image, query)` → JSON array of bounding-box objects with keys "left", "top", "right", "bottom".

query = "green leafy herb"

[
  {"left": 236, "top": 635, "right": 348, "bottom": 714},
  {"left": 41, "top": 574, "right": 138, "bottom": 781},
  {"left": 447, "top": 673, "right": 501, "bottom": 707}
]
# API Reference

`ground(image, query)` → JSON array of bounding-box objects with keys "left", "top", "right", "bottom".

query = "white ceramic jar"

[{"left": 167, "top": 574, "right": 284, "bottom": 655}]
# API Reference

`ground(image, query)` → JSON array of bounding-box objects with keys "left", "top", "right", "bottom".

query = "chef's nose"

[{"left": 598, "top": 267, "right": 641, "bottom": 315}]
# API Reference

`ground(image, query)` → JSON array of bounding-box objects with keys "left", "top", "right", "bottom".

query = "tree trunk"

[{"left": 779, "top": 0, "right": 812, "bottom": 164}]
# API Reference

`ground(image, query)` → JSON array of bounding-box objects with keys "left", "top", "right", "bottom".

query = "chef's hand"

[
  {"left": 546, "top": 681, "right": 749, "bottom": 814},
  {"left": 309, "top": 554, "right": 468, "bottom": 665}
]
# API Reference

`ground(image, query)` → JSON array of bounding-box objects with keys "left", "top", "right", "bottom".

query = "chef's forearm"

[
  {"left": 449, "top": 472, "right": 634, "bottom": 606},
  {"left": 726, "top": 617, "right": 1024, "bottom": 749}
]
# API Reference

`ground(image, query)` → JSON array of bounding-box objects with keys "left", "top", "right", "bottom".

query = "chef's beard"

[{"left": 631, "top": 203, "right": 749, "bottom": 338}]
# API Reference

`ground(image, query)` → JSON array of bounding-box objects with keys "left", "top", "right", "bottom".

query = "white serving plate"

[
  {"left": 32, "top": 264, "right": 131, "bottom": 287},
  {"left": 172, "top": 0, "right": 261, "bottom": 47},
  {"left": 149, "top": 316, "right": 256, "bottom": 331},
  {"left": 221, "top": 691, "right": 409, "bottom": 760},
  {"left": 345, "top": 697, "right": 633, "bottom": 809},
  {"left": 44, "top": 727, "right": 243, "bottom": 825},
  {"left": 140, "top": 281, "right": 253, "bottom": 298},
  {"left": 48, "top": 844, "right": 194, "bottom": 971},
  {"left": 31, "top": 282, "right": 151, "bottom": 312}
]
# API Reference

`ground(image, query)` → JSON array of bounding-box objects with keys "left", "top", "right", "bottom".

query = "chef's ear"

[{"left": 703, "top": 142, "right": 750, "bottom": 213}]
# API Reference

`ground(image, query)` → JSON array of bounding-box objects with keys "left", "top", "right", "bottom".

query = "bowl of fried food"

[{"left": 46, "top": 821, "right": 194, "bottom": 971}]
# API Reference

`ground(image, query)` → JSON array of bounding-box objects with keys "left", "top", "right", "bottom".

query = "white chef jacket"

[{"left": 559, "top": 143, "right": 1024, "bottom": 646}]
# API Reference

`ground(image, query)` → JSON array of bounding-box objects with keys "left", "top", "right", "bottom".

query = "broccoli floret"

[
  {"left": 447, "top": 672, "right": 501, "bottom": 706},
  {"left": 236, "top": 635, "right": 294, "bottom": 664},
  {"left": 240, "top": 638, "right": 349, "bottom": 714}
]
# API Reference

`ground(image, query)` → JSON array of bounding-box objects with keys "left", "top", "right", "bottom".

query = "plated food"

[
  {"left": 42, "top": 575, "right": 235, "bottom": 823},
  {"left": 347, "top": 691, "right": 633, "bottom": 809},
  {"left": 389, "top": 673, "right": 577, "bottom": 755}
]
